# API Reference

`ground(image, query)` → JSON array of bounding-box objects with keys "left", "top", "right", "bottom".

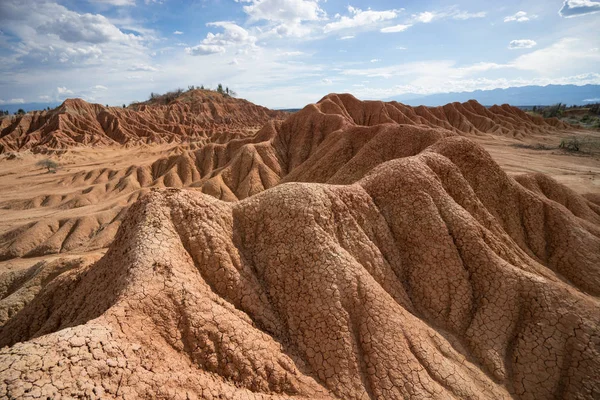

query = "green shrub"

[
  {"left": 36, "top": 159, "right": 59, "bottom": 173},
  {"left": 559, "top": 138, "right": 581, "bottom": 152}
]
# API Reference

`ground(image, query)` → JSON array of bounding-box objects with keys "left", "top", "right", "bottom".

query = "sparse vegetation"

[
  {"left": 147, "top": 88, "right": 185, "bottom": 105},
  {"left": 559, "top": 138, "right": 581, "bottom": 152},
  {"left": 36, "top": 159, "right": 59, "bottom": 173},
  {"left": 133, "top": 84, "right": 239, "bottom": 107},
  {"left": 529, "top": 102, "right": 600, "bottom": 129},
  {"left": 511, "top": 136, "right": 600, "bottom": 156},
  {"left": 541, "top": 103, "right": 566, "bottom": 118},
  {"left": 558, "top": 136, "right": 600, "bottom": 154}
]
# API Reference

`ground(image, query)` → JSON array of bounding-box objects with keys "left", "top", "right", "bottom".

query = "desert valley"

[{"left": 0, "top": 88, "right": 598, "bottom": 399}]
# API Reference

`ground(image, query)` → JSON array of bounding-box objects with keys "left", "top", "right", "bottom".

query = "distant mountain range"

[{"left": 386, "top": 85, "right": 600, "bottom": 107}]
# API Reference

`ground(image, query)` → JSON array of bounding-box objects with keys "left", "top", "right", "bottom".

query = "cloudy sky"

[{"left": 1, "top": 0, "right": 599, "bottom": 108}]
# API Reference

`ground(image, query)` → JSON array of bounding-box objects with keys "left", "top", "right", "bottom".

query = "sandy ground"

[{"left": 474, "top": 129, "right": 600, "bottom": 194}]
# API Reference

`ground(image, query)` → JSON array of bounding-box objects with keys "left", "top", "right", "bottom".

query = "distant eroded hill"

[{"left": 0, "top": 90, "right": 287, "bottom": 153}]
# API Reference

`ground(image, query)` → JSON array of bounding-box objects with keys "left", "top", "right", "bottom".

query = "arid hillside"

[
  {"left": 0, "top": 93, "right": 599, "bottom": 399},
  {"left": 0, "top": 89, "right": 287, "bottom": 154}
]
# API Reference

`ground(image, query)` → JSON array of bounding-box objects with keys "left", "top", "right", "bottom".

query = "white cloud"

[
  {"left": 583, "top": 97, "right": 600, "bottom": 102},
  {"left": 414, "top": 11, "right": 435, "bottom": 23},
  {"left": 342, "top": 60, "right": 458, "bottom": 79},
  {"left": 89, "top": 0, "right": 136, "bottom": 6},
  {"left": 380, "top": 24, "right": 411, "bottom": 33},
  {"left": 205, "top": 22, "right": 256, "bottom": 46},
  {"left": 271, "top": 22, "right": 313, "bottom": 37},
  {"left": 186, "top": 21, "right": 257, "bottom": 56},
  {"left": 241, "top": 0, "right": 325, "bottom": 23},
  {"left": 173, "top": 30, "right": 183, "bottom": 35},
  {"left": 185, "top": 44, "right": 226, "bottom": 56},
  {"left": 57, "top": 86, "right": 74, "bottom": 95},
  {"left": 512, "top": 38, "right": 600, "bottom": 74},
  {"left": 280, "top": 51, "right": 305, "bottom": 56},
  {"left": 348, "top": 73, "right": 600, "bottom": 100},
  {"left": 452, "top": 11, "right": 487, "bottom": 20},
  {"left": 396, "top": 46, "right": 407, "bottom": 50},
  {"left": 0, "top": 98, "right": 25, "bottom": 105},
  {"left": 0, "top": 0, "right": 149, "bottom": 69},
  {"left": 412, "top": 8, "right": 486, "bottom": 24},
  {"left": 370, "top": 59, "right": 381, "bottom": 63},
  {"left": 508, "top": 39, "right": 537, "bottom": 49},
  {"left": 93, "top": 85, "right": 108, "bottom": 90},
  {"left": 340, "top": 38, "right": 598, "bottom": 88},
  {"left": 36, "top": 11, "right": 139, "bottom": 44},
  {"left": 504, "top": 11, "right": 537, "bottom": 22},
  {"left": 559, "top": 0, "right": 600, "bottom": 17},
  {"left": 321, "top": 78, "right": 332, "bottom": 84},
  {"left": 127, "top": 64, "right": 158, "bottom": 71},
  {"left": 323, "top": 6, "right": 400, "bottom": 33},
  {"left": 240, "top": 0, "right": 326, "bottom": 38},
  {"left": 339, "top": 35, "right": 355, "bottom": 40}
]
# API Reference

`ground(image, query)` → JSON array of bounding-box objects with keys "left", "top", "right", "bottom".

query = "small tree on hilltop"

[
  {"left": 17, "top": 108, "right": 25, "bottom": 115},
  {"left": 217, "top": 83, "right": 224, "bottom": 94},
  {"left": 36, "top": 159, "right": 59, "bottom": 173}
]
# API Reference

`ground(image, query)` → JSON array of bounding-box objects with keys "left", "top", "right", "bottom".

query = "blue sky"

[{"left": 1, "top": 0, "right": 599, "bottom": 108}]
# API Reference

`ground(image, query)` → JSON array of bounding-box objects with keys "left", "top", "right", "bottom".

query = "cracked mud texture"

[{"left": 1, "top": 93, "right": 599, "bottom": 399}]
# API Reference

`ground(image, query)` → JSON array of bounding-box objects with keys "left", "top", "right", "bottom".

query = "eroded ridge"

[
  {"left": 0, "top": 94, "right": 581, "bottom": 264},
  {"left": 1, "top": 135, "right": 599, "bottom": 399},
  {"left": 0, "top": 90, "right": 287, "bottom": 154}
]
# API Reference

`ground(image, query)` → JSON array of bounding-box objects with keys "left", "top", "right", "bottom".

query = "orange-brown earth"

[
  {"left": 0, "top": 90, "right": 286, "bottom": 154},
  {"left": 0, "top": 93, "right": 599, "bottom": 399}
]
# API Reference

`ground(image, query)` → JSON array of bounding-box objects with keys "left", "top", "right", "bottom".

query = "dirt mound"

[{"left": 0, "top": 91, "right": 287, "bottom": 154}]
